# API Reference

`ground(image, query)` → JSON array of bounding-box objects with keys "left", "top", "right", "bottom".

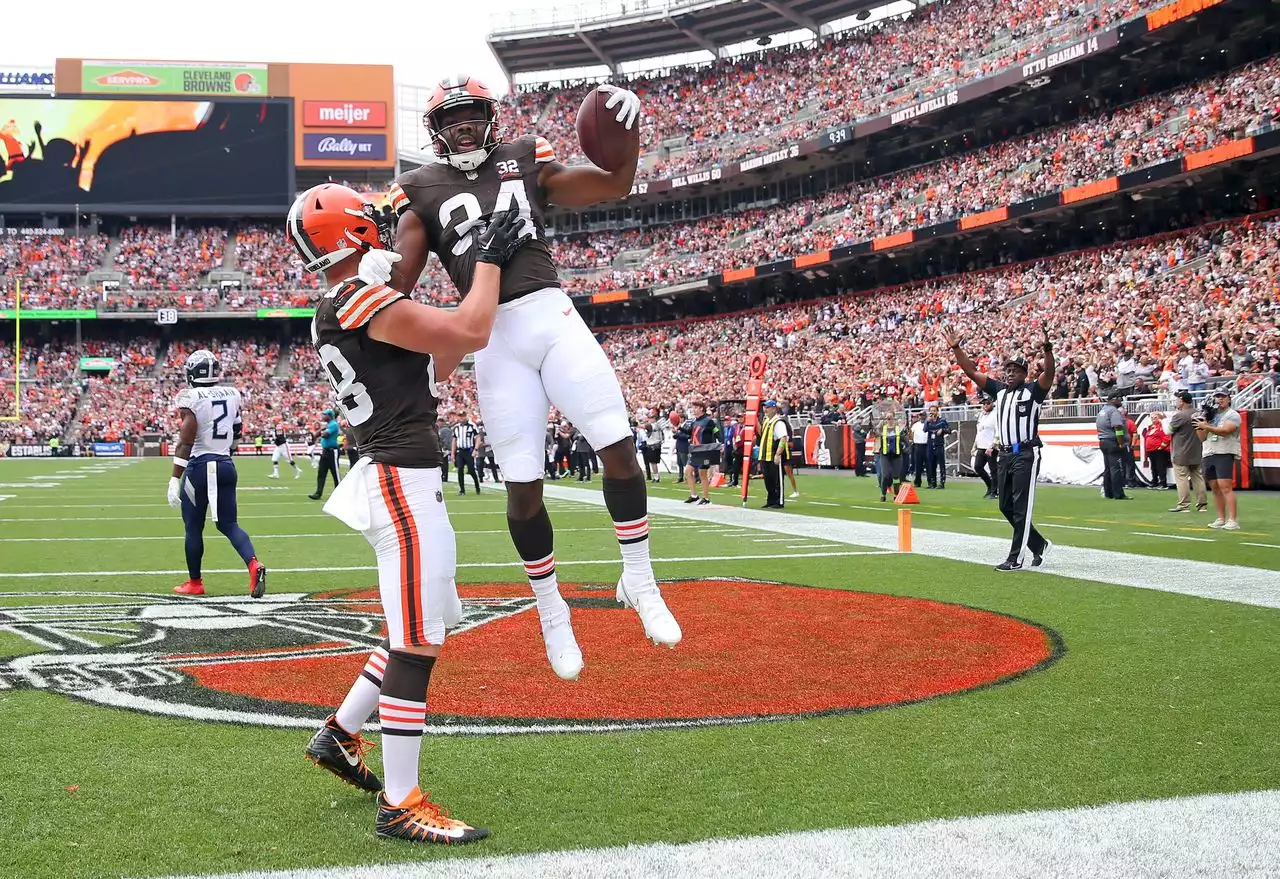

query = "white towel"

[{"left": 323, "top": 456, "right": 374, "bottom": 531}]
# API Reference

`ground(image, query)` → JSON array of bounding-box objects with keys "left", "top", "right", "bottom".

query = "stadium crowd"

[
  {"left": 6, "top": 51, "right": 1274, "bottom": 312},
  {"left": 0, "top": 232, "right": 109, "bottom": 309},
  {"left": 15, "top": 213, "right": 1267, "bottom": 446},
  {"left": 502, "top": 0, "right": 1154, "bottom": 173},
  {"left": 114, "top": 225, "right": 228, "bottom": 290},
  {"left": 559, "top": 53, "right": 1280, "bottom": 292}
]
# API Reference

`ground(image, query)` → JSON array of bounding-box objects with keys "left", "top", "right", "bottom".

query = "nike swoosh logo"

[
  {"left": 338, "top": 742, "right": 359, "bottom": 766},
  {"left": 562, "top": 307, "right": 572, "bottom": 315}
]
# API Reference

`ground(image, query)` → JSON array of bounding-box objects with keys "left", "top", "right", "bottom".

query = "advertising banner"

[
  {"left": 80, "top": 61, "right": 267, "bottom": 96},
  {"left": 4, "top": 444, "right": 53, "bottom": 457},
  {"left": 286, "top": 63, "right": 394, "bottom": 169},
  {"left": 302, "top": 133, "right": 387, "bottom": 161},
  {"left": 91, "top": 442, "right": 126, "bottom": 457},
  {"left": 78, "top": 356, "right": 115, "bottom": 370},
  {"left": 0, "top": 309, "right": 96, "bottom": 319},
  {"left": 0, "top": 97, "right": 291, "bottom": 209},
  {"left": 0, "top": 69, "right": 55, "bottom": 93},
  {"left": 256, "top": 308, "right": 315, "bottom": 318},
  {"left": 302, "top": 101, "right": 386, "bottom": 128}
]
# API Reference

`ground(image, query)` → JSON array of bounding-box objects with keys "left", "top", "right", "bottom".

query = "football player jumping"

[
  {"left": 167, "top": 350, "right": 267, "bottom": 599},
  {"left": 360, "top": 75, "right": 680, "bottom": 682},
  {"left": 287, "top": 183, "right": 529, "bottom": 843}
]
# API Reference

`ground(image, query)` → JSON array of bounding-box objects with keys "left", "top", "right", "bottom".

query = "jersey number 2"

[
  {"left": 210, "top": 400, "right": 229, "bottom": 440},
  {"left": 317, "top": 344, "right": 375, "bottom": 426},
  {"left": 439, "top": 180, "right": 536, "bottom": 256}
]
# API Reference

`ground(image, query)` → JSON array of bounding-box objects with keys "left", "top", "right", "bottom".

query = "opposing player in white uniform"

[
  {"left": 269, "top": 424, "right": 302, "bottom": 479},
  {"left": 166, "top": 350, "right": 267, "bottom": 598}
]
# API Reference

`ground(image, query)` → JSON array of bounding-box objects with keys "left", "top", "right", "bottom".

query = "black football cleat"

[
  {"left": 994, "top": 560, "right": 1024, "bottom": 572},
  {"left": 306, "top": 715, "right": 381, "bottom": 793},
  {"left": 376, "top": 788, "right": 488, "bottom": 844}
]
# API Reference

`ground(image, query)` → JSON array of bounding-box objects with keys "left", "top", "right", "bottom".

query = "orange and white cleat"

[
  {"left": 174, "top": 579, "right": 205, "bottom": 596},
  {"left": 248, "top": 558, "right": 267, "bottom": 599},
  {"left": 375, "top": 788, "right": 488, "bottom": 844}
]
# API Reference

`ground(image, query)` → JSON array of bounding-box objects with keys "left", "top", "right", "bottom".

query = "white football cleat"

[
  {"left": 542, "top": 618, "right": 583, "bottom": 681},
  {"left": 616, "top": 576, "right": 682, "bottom": 648},
  {"left": 268, "top": 472, "right": 279, "bottom": 479}
]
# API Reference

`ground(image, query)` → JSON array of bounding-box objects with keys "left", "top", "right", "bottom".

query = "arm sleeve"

[
  {"left": 1031, "top": 383, "right": 1049, "bottom": 403},
  {"left": 387, "top": 182, "right": 411, "bottom": 217},
  {"left": 985, "top": 378, "right": 1007, "bottom": 396},
  {"left": 333, "top": 281, "right": 405, "bottom": 331},
  {"left": 534, "top": 136, "right": 557, "bottom": 165}
]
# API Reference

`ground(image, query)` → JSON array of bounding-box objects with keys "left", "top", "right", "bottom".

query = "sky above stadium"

[{"left": 11, "top": 0, "right": 912, "bottom": 92}]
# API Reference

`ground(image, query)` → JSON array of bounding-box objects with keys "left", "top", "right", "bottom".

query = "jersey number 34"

[{"left": 439, "top": 180, "right": 536, "bottom": 256}]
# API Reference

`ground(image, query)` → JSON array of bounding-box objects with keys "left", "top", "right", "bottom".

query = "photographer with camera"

[{"left": 1194, "top": 390, "right": 1242, "bottom": 530}]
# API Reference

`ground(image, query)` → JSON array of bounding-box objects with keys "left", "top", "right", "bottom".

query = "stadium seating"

[
  {"left": 501, "top": 0, "right": 1153, "bottom": 172},
  {"left": 44, "top": 213, "right": 1276, "bottom": 443}
]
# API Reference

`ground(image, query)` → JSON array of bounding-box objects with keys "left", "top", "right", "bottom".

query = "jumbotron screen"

[{"left": 0, "top": 97, "right": 292, "bottom": 208}]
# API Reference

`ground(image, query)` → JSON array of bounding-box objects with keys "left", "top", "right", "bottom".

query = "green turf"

[
  {"left": 0, "top": 458, "right": 1278, "bottom": 879},
  {"left": 634, "top": 469, "right": 1280, "bottom": 569}
]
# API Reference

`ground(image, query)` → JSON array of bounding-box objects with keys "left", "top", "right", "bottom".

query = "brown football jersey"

[
  {"left": 389, "top": 134, "right": 560, "bottom": 304},
  {"left": 311, "top": 277, "right": 443, "bottom": 468}
]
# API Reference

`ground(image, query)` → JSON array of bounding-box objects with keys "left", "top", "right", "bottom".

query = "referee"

[
  {"left": 452, "top": 416, "right": 481, "bottom": 495},
  {"left": 308, "top": 410, "right": 341, "bottom": 501},
  {"left": 945, "top": 326, "right": 1055, "bottom": 571}
]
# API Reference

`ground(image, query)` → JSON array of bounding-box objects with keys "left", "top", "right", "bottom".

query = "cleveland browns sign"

[{"left": 0, "top": 580, "right": 1061, "bottom": 734}]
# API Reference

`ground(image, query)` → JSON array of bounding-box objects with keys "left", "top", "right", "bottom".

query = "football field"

[{"left": 2, "top": 457, "right": 1278, "bottom": 878}]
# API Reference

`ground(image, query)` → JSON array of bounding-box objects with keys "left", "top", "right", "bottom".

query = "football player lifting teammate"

[
  {"left": 287, "top": 182, "right": 529, "bottom": 844},
  {"left": 359, "top": 75, "right": 680, "bottom": 682}
]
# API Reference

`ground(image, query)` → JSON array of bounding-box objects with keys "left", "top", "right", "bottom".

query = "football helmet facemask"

[
  {"left": 287, "top": 183, "right": 390, "bottom": 274},
  {"left": 185, "top": 349, "right": 220, "bottom": 387},
  {"left": 423, "top": 75, "right": 501, "bottom": 172}
]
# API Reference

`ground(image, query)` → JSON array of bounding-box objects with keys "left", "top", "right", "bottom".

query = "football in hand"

[{"left": 576, "top": 87, "right": 641, "bottom": 172}]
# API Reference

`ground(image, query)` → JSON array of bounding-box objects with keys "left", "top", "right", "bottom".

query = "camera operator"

[{"left": 1195, "top": 390, "right": 1242, "bottom": 530}]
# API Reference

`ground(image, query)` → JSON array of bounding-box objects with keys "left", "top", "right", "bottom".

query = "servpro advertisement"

[{"left": 80, "top": 61, "right": 267, "bottom": 96}]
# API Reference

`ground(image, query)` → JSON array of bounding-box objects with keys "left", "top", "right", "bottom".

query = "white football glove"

[
  {"left": 167, "top": 476, "right": 182, "bottom": 509},
  {"left": 358, "top": 249, "right": 401, "bottom": 287},
  {"left": 598, "top": 84, "right": 641, "bottom": 131}
]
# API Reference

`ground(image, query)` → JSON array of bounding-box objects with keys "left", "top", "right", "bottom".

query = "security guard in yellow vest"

[{"left": 759, "top": 400, "right": 789, "bottom": 508}]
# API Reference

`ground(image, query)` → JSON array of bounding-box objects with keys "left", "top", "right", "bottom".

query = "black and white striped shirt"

[
  {"left": 985, "top": 379, "right": 1048, "bottom": 449},
  {"left": 452, "top": 422, "right": 478, "bottom": 453}
]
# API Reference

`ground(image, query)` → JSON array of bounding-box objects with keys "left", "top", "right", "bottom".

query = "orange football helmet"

[
  {"left": 286, "top": 183, "right": 388, "bottom": 273},
  {"left": 423, "top": 74, "right": 500, "bottom": 171}
]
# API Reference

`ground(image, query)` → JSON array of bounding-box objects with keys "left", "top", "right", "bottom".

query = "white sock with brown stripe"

[
  {"left": 379, "top": 651, "right": 436, "bottom": 807},
  {"left": 524, "top": 552, "right": 570, "bottom": 629},
  {"left": 334, "top": 641, "right": 389, "bottom": 734}
]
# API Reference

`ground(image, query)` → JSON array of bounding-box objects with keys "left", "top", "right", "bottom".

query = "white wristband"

[{"left": 173, "top": 457, "right": 188, "bottom": 468}]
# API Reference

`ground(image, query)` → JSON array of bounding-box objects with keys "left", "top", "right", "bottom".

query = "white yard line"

[
  {"left": 0, "top": 550, "right": 895, "bottom": 579},
  {"left": 1132, "top": 531, "right": 1214, "bottom": 542},
  {"left": 541, "top": 485, "right": 1280, "bottom": 610},
  {"left": 159, "top": 789, "right": 1280, "bottom": 879},
  {"left": 0, "top": 526, "right": 625, "bottom": 543},
  {"left": 1243, "top": 543, "right": 1280, "bottom": 550}
]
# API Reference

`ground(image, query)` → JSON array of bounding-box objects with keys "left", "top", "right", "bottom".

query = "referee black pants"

[
  {"left": 456, "top": 450, "right": 480, "bottom": 493},
  {"left": 1099, "top": 442, "right": 1128, "bottom": 499},
  {"left": 997, "top": 447, "right": 1047, "bottom": 564},
  {"left": 314, "top": 448, "right": 340, "bottom": 498}
]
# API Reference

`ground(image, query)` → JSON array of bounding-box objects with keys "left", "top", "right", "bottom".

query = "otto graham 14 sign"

[{"left": 81, "top": 61, "right": 266, "bottom": 96}]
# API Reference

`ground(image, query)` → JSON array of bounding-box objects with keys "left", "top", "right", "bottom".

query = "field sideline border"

[
  {"left": 541, "top": 485, "right": 1280, "bottom": 610},
  {"left": 159, "top": 789, "right": 1280, "bottom": 879}
]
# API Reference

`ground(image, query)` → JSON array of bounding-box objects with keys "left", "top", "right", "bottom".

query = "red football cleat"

[
  {"left": 248, "top": 558, "right": 267, "bottom": 599},
  {"left": 174, "top": 579, "right": 205, "bottom": 596}
]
